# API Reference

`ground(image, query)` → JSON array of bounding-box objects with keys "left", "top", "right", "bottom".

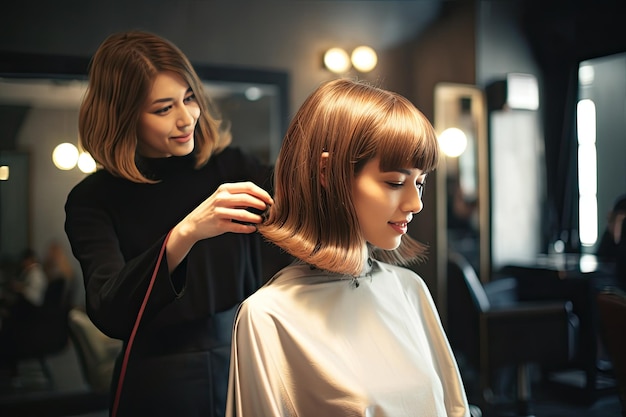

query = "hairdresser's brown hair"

[
  {"left": 79, "top": 30, "right": 231, "bottom": 183},
  {"left": 259, "top": 78, "right": 440, "bottom": 276}
]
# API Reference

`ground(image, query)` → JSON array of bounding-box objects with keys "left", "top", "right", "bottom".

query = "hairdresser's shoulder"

[
  {"left": 66, "top": 169, "right": 120, "bottom": 201},
  {"left": 214, "top": 146, "right": 264, "bottom": 168},
  {"left": 213, "top": 146, "right": 271, "bottom": 183}
]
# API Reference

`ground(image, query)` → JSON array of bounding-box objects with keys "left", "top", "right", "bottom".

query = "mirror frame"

[
  {"left": 434, "top": 82, "right": 490, "bottom": 304},
  {"left": 0, "top": 51, "right": 290, "bottom": 264},
  {"left": 0, "top": 50, "right": 290, "bottom": 137}
]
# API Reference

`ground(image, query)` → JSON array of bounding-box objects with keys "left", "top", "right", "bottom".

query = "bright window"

[{"left": 577, "top": 98, "right": 597, "bottom": 246}]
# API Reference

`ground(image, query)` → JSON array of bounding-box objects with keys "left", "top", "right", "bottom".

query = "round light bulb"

[
  {"left": 351, "top": 46, "right": 378, "bottom": 73},
  {"left": 52, "top": 143, "right": 79, "bottom": 170},
  {"left": 323, "top": 48, "right": 351, "bottom": 74},
  {"left": 438, "top": 128, "right": 468, "bottom": 157},
  {"left": 244, "top": 86, "right": 263, "bottom": 101},
  {"left": 77, "top": 152, "right": 97, "bottom": 173}
]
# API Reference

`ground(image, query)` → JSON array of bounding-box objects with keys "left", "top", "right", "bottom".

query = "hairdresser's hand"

[
  {"left": 165, "top": 182, "right": 272, "bottom": 272},
  {"left": 184, "top": 181, "right": 272, "bottom": 239}
]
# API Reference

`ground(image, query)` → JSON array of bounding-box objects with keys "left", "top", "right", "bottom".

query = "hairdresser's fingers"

[
  {"left": 211, "top": 189, "right": 270, "bottom": 213},
  {"left": 197, "top": 205, "right": 263, "bottom": 237},
  {"left": 182, "top": 183, "right": 270, "bottom": 240},
  {"left": 223, "top": 207, "right": 266, "bottom": 226},
  {"left": 178, "top": 205, "right": 255, "bottom": 241},
  {"left": 217, "top": 182, "right": 274, "bottom": 206}
]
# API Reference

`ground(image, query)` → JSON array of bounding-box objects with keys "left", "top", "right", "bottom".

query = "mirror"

[
  {"left": 0, "top": 51, "right": 289, "bottom": 290},
  {"left": 434, "top": 83, "right": 490, "bottom": 284}
]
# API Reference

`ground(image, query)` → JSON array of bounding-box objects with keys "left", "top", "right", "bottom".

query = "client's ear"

[{"left": 320, "top": 151, "right": 329, "bottom": 188}]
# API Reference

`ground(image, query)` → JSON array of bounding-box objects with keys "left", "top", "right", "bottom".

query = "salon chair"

[
  {"left": 67, "top": 308, "right": 122, "bottom": 394},
  {"left": 11, "top": 279, "right": 70, "bottom": 388},
  {"left": 499, "top": 262, "right": 618, "bottom": 404},
  {"left": 447, "top": 252, "right": 577, "bottom": 416}
]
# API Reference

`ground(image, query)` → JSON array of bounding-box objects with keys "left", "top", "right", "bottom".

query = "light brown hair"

[
  {"left": 259, "top": 78, "right": 440, "bottom": 276},
  {"left": 79, "top": 30, "right": 231, "bottom": 183}
]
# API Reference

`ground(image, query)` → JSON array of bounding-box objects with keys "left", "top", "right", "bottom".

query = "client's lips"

[{"left": 388, "top": 221, "right": 408, "bottom": 234}]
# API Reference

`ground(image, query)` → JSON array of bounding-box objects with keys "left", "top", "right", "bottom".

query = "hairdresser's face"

[
  {"left": 353, "top": 157, "right": 426, "bottom": 250},
  {"left": 137, "top": 71, "right": 200, "bottom": 158}
]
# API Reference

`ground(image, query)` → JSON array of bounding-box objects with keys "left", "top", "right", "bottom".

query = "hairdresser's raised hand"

[
  {"left": 186, "top": 181, "right": 272, "bottom": 239},
  {"left": 165, "top": 182, "right": 272, "bottom": 271}
]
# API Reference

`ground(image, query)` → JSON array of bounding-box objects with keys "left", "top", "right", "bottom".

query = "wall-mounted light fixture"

[
  {"left": 0, "top": 165, "right": 9, "bottom": 181},
  {"left": 438, "top": 127, "right": 468, "bottom": 157},
  {"left": 351, "top": 46, "right": 378, "bottom": 73},
  {"left": 486, "top": 73, "right": 539, "bottom": 111},
  {"left": 52, "top": 142, "right": 79, "bottom": 170},
  {"left": 323, "top": 46, "right": 378, "bottom": 74},
  {"left": 323, "top": 48, "right": 351, "bottom": 74},
  {"left": 77, "top": 152, "right": 97, "bottom": 173},
  {"left": 52, "top": 142, "right": 97, "bottom": 173}
]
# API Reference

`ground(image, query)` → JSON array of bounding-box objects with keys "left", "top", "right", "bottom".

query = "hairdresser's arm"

[
  {"left": 165, "top": 182, "right": 272, "bottom": 272},
  {"left": 65, "top": 181, "right": 272, "bottom": 340},
  {"left": 64, "top": 195, "right": 171, "bottom": 338}
]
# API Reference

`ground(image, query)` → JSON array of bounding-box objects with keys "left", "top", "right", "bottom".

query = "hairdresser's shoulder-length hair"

[
  {"left": 259, "top": 78, "right": 440, "bottom": 276},
  {"left": 79, "top": 30, "right": 231, "bottom": 183}
]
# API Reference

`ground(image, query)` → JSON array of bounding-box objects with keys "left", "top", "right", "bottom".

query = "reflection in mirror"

[
  {"left": 434, "top": 83, "right": 489, "bottom": 283},
  {"left": 201, "top": 80, "right": 283, "bottom": 165},
  {"left": 0, "top": 54, "right": 288, "bottom": 407},
  {"left": 0, "top": 69, "right": 287, "bottom": 280}
]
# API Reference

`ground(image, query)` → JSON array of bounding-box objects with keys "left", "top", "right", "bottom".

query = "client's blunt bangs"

[{"left": 372, "top": 97, "right": 440, "bottom": 175}]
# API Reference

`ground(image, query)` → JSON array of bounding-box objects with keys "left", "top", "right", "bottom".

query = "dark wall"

[
  {"left": 407, "top": 0, "right": 477, "bottom": 306},
  {"left": 0, "top": 105, "right": 30, "bottom": 150},
  {"left": 0, "top": 1, "right": 442, "bottom": 116}
]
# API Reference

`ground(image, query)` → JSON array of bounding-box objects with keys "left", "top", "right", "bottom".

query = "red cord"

[{"left": 111, "top": 230, "right": 172, "bottom": 417}]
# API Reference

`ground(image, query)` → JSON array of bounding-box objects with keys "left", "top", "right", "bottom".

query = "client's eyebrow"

[{"left": 386, "top": 168, "right": 429, "bottom": 182}]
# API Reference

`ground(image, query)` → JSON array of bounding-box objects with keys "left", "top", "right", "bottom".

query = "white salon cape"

[{"left": 226, "top": 260, "right": 470, "bottom": 417}]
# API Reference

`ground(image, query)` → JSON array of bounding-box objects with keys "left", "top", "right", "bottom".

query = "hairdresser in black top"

[{"left": 64, "top": 30, "right": 289, "bottom": 417}]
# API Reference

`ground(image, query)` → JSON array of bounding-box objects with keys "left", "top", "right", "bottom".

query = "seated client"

[{"left": 226, "top": 78, "right": 470, "bottom": 417}]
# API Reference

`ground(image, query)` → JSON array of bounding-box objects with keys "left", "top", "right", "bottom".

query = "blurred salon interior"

[{"left": 1, "top": 0, "right": 625, "bottom": 416}]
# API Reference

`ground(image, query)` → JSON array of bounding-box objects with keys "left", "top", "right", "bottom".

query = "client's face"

[{"left": 352, "top": 157, "right": 426, "bottom": 250}]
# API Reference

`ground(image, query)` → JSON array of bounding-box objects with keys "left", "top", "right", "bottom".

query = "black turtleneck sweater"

[
  {"left": 65, "top": 146, "right": 283, "bottom": 343},
  {"left": 65, "top": 147, "right": 291, "bottom": 416}
]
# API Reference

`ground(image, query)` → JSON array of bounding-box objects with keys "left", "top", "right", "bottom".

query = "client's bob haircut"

[
  {"left": 259, "top": 78, "right": 440, "bottom": 276},
  {"left": 79, "top": 30, "right": 231, "bottom": 183}
]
